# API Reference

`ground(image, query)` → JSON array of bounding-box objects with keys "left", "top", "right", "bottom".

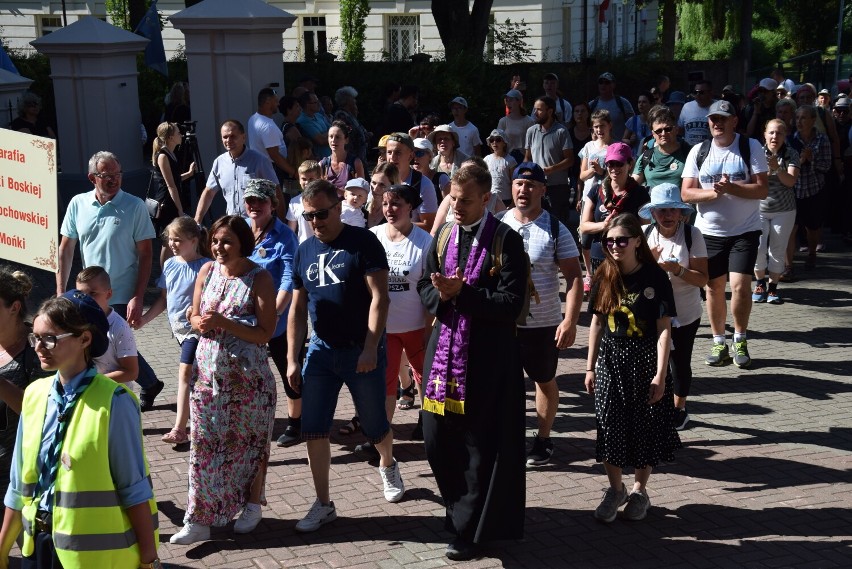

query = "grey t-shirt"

[
  {"left": 589, "top": 96, "right": 635, "bottom": 141},
  {"left": 762, "top": 145, "right": 800, "bottom": 214},
  {"left": 525, "top": 122, "right": 573, "bottom": 186}
]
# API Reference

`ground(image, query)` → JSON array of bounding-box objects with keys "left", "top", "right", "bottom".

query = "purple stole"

[{"left": 423, "top": 213, "right": 498, "bottom": 416}]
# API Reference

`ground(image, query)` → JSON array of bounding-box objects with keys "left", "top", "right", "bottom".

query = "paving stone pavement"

[{"left": 6, "top": 237, "right": 851, "bottom": 568}]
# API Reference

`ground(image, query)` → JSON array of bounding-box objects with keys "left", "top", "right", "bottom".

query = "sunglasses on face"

[
  {"left": 414, "top": 150, "right": 428, "bottom": 158},
  {"left": 604, "top": 236, "right": 633, "bottom": 248},
  {"left": 694, "top": 89, "right": 708, "bottom": 95},
  {"left": 28, "top": 332, "right": 76, "bottom": 349},
  {"left": 653, "top": 126, "right": 675, "bottom": 135},
  {"left": 301, "top": 205, "right": 336, "bottom": 221},
  {"left": 606, "top": 161, "right": 625, "bottom": 169}
]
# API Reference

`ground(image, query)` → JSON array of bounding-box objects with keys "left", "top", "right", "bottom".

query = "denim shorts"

[
  {"left": 179, "top": 337, "right": 199, "bottom": 365},
  {"left": 300, "top": 334, "right": 390, "bottom": 442}
]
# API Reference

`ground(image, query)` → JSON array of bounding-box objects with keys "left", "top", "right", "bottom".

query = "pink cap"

[{"left": 605, "top": 142, "right": 633, "bottom": 164}]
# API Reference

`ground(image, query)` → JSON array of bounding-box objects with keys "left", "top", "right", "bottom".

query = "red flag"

[{"left": 599, "top": 0, "right": 611, "bottom": 23}]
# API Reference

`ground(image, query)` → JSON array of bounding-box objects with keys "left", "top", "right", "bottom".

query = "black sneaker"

[
  {"left": 276, "top": 424, "right": 302, "bottom": 447},
  {"left": 139, "top": 380, "right": 164, "bottom": 412},
  {"left": 355, "top": 441, "right": 380, "bottom": 459},
  {"left": 673, "top": 408, "right": 690, "bottom": 431},
  {"left": 526, "top": 433, "right": 553, "bottom": 466}
]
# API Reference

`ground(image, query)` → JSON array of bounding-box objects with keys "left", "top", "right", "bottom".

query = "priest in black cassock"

[{"left": 417, "top": 164, "right": 528, "bottom": 561}]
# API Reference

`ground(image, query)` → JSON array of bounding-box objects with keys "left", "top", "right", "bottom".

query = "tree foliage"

[
  {"left": 431, "top": 0, "right": 494, "bottom": 62},
  {"left": 489, "top": 18, "right": 532, "bottom": 65},
  {"left": 340, "top": 0, "right": 370, "bottom": 62}
]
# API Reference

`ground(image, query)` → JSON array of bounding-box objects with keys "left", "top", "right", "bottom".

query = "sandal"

[
  {"left": 162, "top": 428, "right": 188, "bottom": 445},
  {"left": 338, "top": 416, "right": 360, "bottom": 435},
  {"left": 397, "top": 384, "right": 416, "bottom": 410}
]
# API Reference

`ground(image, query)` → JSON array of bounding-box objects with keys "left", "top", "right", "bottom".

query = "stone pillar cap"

[
  {"left": 30, "top": 16, "right": 148, "bottom": 54},
  {"left": 171, "top": 0, "right": 295, "bottom": 30}
]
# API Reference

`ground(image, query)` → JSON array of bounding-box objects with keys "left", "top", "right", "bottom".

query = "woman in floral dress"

[{"left": 170, "top": 215, "right": 278, "bottom": 545}]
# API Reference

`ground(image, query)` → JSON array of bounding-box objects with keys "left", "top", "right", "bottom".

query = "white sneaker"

[
  {"left": 380, "top": 459, "right": 405, "bottom": 503},
  {"left": 294, "top": 499, "right": 337, "bottom": 533},
  {"left": 170, "top": 522, "right": 210, "bottom": 544},
  {"left": 233, "top": 504, "right": 262, "bottom": 534}
]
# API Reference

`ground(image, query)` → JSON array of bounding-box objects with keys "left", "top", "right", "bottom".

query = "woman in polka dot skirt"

[{"left": 584, "top": 213, "right": 682, "bottom": 523}]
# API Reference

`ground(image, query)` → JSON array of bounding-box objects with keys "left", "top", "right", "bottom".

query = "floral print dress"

[{"left": 185, "top": 262, "right": 276, "bottom": 527}]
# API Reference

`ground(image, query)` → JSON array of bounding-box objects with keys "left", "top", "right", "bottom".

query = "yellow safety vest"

[{"left": 19, "top": 373, "right": 159, "bottom": 568}]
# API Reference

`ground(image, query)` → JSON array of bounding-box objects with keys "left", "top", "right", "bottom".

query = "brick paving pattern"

[{"left": 7, "top": 237, "right": 851, "bottom": 568}]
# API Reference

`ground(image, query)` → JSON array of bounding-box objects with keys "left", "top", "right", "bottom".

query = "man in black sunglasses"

[
  {"left": 286, "top": 180, "right": 404, "bottom": 533},
  {"left": 678, "top": 80, "right": 715, "bottom": 146}
]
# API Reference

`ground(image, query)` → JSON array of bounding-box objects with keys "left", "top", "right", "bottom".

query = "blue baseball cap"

[
  {"left": 512, "top": 162, "right": 546, "bottom": 184},
  {"left": 62, "top": 289, "right": 110, "bottom": 358}
]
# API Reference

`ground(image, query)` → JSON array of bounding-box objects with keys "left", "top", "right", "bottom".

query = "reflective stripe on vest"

[{"left": 19, "top": 374, "right": 159, "bottom": 568}]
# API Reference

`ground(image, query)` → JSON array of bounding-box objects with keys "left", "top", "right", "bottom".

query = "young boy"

[
  {"left": 287, "top": 160, "right": 323, "bottom": 243},
  {"left": 448, "top": 96, "right": 482, "bottom": 157},
  {"left": 341, "top": 178, "right": 369, "bottom": 228},
  {"left": 75, "top": 266, "right": 139, "bottom": 384}
]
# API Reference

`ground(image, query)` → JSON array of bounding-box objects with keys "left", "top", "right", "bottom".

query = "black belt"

[{"left": 34, "top": 511, "right": 52, "bottom": 533}]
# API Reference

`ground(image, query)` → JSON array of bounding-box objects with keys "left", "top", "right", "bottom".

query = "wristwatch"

[{"left": 140, "top": 559, "right": 162, "bottom": 569}]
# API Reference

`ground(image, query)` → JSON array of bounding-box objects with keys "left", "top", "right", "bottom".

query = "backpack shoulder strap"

[
  {"left": 410, "top": 169, "right": 423, "bottom": 191},
  {"left": 644, "top": 223, "right": 655, "bottom": 238},
  {"left": 589, "top": 97, "right": 599, "bottom": 112},
  {"left": 695, "top": 139, "right": 712, "bottom": 170},
  {"left": 435, "top": 221, "right": 454, "bottom": 271},
  {"left": 549, "top": 211, "right": 560, "bottom": 263},
  {"left": 638, "top": 143, "right": 655, "bottom": 172},
  {"left": 683, "top": 223, "right": 693, "bottom": 254},
  {"left": 738, "top": 134, "right": 752, "bottom": 174}
]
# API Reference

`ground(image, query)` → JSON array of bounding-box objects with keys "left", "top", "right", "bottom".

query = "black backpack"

[
  {"left": 590, "top": 95, "right": 632, "bottom": 120},
  {"left": 643, "top": 222, "right": 693, "bottom": 254}
]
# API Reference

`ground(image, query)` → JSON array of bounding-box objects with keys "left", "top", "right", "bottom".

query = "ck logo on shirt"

[{"left": 307, "top": 250, "right": 344, "bottom": 287}]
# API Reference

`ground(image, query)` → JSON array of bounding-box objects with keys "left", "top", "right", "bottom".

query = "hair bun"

[{"left": 11, "top": 271, "right": 33, "bottom": 297}]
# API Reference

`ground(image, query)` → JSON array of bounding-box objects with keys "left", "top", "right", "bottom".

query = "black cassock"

[{"left": 417, "top": 220, "right": 527, "bottom": 543}]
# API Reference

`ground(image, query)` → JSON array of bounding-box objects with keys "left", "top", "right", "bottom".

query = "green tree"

[
  {"left": 340, "top": 0, "right": 371, "bottom": 62},
  {"left": 777, "top": 0, "right": 839, "bottom": 53}
]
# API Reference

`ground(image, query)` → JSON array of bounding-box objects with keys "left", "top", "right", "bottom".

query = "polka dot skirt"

[{"left": 594, "top": 335, "right": 682, "bottom": 469}]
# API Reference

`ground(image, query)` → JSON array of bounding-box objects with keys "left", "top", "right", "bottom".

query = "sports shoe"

[
  {"left": 705, "top": 343, "right": 730, "bottom": 366},
  {"left": 751, "top": 282, "right": 767, "bottom": 302},
  {"left": 379, "top": 459, "right": 405, "bottom": 503},
  {"left": 139, "top": 380, "right": 165, "bottom": 412},
  {"left": 276, "top": 424, "right": 302, "bottom": 447},
  {"left": 798, "top": 245, "right": 808, "bottom": 252},
  {"left": 526, "top": 433, "right": 554, "bottom": 466},
  {"left": 733, "top": 339, "right": 751, "bottom": 368},
  {"left": 594, "top": 483, "right": 628, "bottom": 523},
  {"left": 170, "top": 522, "right": 210, "bottom": 544},
  {"left": 294, "top": 499, "right": 337, "bottom": 532},
  {"left": 233, "top": 504, "right": 262, "bottom": 534},
  {"left": 767, "top": 291, "right": 783, "bottom": 305},
  {"left": 673, "top": 408, "right": 690, "bottom": 431},
  {"left": 623, "top": 490, "right": 650, "bottom": 521}
]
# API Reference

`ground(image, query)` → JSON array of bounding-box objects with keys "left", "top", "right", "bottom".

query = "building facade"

[{"left": 2, "top": 1, "right": 659, "bottom": 63}]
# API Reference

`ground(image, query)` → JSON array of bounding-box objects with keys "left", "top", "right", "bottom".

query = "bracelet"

[
  {"left": 586, "top": 369, "right": 595, "bottom": 372},
  {"left": 677, "top": 266, "right": 686, "bottom": 278}
]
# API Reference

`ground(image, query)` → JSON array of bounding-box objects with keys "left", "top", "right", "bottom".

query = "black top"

[{"left": 588, "top": 263, "right": 676, "bottom": 338}]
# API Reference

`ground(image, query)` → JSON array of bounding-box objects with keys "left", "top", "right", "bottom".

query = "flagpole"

[{"left": 61, "top": 0, "right": 68, "bottom": 27}]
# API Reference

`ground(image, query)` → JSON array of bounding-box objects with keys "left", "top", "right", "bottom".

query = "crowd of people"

[{"left": 1, "top": 65, "right": 849, "bottom": 566}]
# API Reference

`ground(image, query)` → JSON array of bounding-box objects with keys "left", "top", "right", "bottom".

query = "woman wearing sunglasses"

[
  {"left": 580, "top": 142, "right": 650, "bottom": 275},
  {"left": 632, "top": 106, "right": 691, "bottom": 190},
  {"left": 0, "top": 292, "right": 159, "bottom": 568},
  {"left": 585, "top": 213, "right": 680, "bottom": 524}
]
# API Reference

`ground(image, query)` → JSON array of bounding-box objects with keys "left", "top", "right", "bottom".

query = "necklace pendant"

[{"left": 258, "top": 247, "right": 267, "bottom": 258}]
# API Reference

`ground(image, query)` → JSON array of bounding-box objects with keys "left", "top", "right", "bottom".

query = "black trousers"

[
  {"left": 21, "top": 532, "right": 62, "bottom": 569},
  {"left": 670, "top": 318, "right": 701, "bottom": 398}
]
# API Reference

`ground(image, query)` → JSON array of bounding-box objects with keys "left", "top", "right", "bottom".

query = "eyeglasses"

[
  {"left": 604, "top": 236, "right": 632, "bottom": 248},
  {"left": 653, "top": 126, "right": 675, "bottom": 135},
  {"left": 301, "top": 204, "right": 337, "bottom": 221},
  {"left": 694, "top": 89, "right": 708, "bottom": 95},
  {"left": 92, "top": 172, "right": 122, "bottom": 181},
  {"left": 414, "top": 150, "right": 428, "bottom": 158},
  {"left": 28, "top": 332, "right": 76, "bottom": 349},
  {"left": 606, "top": 161, "right": 625, "bottom": 169}
]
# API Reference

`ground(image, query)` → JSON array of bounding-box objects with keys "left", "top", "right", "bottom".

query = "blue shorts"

[
  {"left": 179, "top": 337, "right": 199, "bottom": 365},
  {"left": 300, "top": 334, "right": 389, "bottom": 442}
]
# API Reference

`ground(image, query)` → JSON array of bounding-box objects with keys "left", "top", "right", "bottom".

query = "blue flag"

[
  {"left": 0, "top": 39, "right": 19, "bottom": 75},
  {"left": 134, "top": 0, "right": 168, "bottom": 77}
]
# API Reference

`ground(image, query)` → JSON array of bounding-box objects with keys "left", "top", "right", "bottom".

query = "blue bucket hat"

[{"left": 638, "top": 183, "right": 695, "bottom": 220}]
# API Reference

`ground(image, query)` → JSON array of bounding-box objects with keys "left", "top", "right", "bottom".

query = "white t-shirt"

[
  {"left": 371, "top": 224, "right": 433, "bottom": 333},
  {"left": 681, "top": 134, "right": 768, "bottom": 237},
  {"left": 449, "top": 121, "right": 482, "bottom": 156},
  {"left": 286, "top": 194, "right": 313, "bottom": 243},
  {"left": 498, "top": 114, "right": 535, "bottom": 154},
  {"left": 94, "top": 310, "right": 137, "bottom": 376},
  {"left": 501, "top": 210, "right": 579, "bottom": 328},
  {"left": 484, "top": 153, "right": 518, "bottom": 201},
  {"left": 247, "top": 112, "right": 287, "bottom": 161},
  {"left": 642, "top": 223, "right": 707, "bottom": 327},
  {"left": 341, "top": 203, "right": 366, "bottom": 228},
  {"left": 578, "top": 139, "right": 609, "bottom": 193},
  {"left": 677, "top": 100, "right": 715, "bottom": 146}
]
